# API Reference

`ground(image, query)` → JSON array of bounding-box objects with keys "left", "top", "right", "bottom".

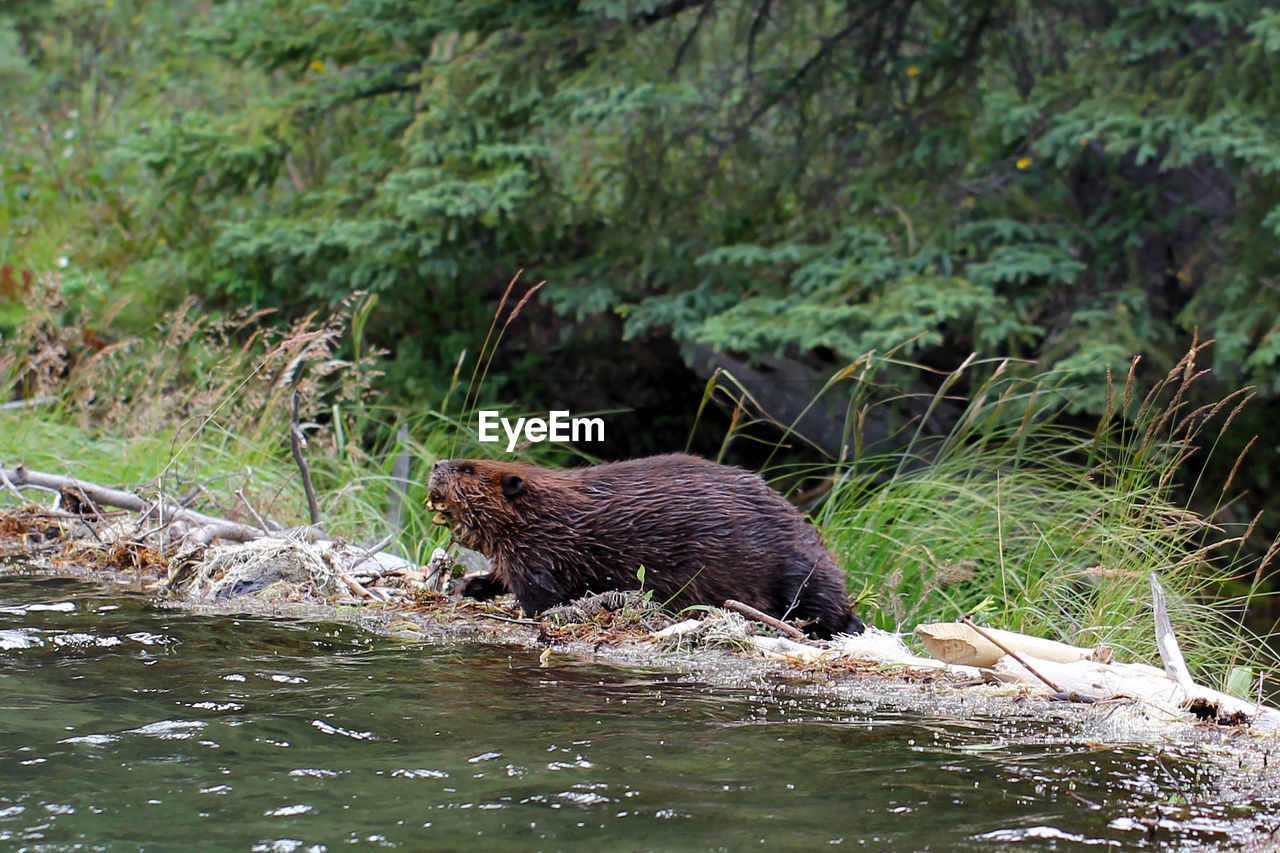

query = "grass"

[
  {"left": 697, "top": 343, "right": 1279, "bottom": 698},
  {"left": 0, "top": 283, "right": 453, "bottom": 564},
  {"left": 0, "top": 275, "right": 565, "bottom": 568}
]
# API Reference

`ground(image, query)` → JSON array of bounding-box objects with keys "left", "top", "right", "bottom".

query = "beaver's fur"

[{"left": 427, "top": 454, "right": 863, "bottom": 638}]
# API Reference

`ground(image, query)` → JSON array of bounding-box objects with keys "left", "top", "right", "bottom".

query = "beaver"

[{"left": 426, "top": 454, "right": 864, "bottom": 638}]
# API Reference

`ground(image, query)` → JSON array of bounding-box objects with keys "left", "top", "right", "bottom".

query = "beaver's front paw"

[{"left": 453, "top": 572, "right": 506, "bottom": 601}]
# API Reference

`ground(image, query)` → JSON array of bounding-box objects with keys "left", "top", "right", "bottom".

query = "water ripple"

[
  {"left": 125, "top": 720, "right": 207, "bottom": 740},
  {"left": 309, "top": 720, "right": 374, "bottom": 740}
]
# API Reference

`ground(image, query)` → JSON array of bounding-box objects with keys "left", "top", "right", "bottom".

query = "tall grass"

[
  {"left": 0, "top": 281, "right": 455, "bottom": 558},
  {"left": 695, "top": 342, "right": 1278, "bottom": 694}
]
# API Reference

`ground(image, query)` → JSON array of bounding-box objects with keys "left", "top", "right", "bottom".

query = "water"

[{"left": 0, "top": 572, "right": 1270, "bottom": 851}]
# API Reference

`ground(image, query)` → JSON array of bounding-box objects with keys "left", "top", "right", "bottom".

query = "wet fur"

[{"left": 427, "top": 454, "right": 863, "bottom": 638}]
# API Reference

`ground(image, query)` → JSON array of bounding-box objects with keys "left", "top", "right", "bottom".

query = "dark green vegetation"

[
  {"left": 6, "top": 1, "right": 1280, "bottom": 419},
  {"left": 2, "top": 2, "right": 1279, "bottom": 691}
]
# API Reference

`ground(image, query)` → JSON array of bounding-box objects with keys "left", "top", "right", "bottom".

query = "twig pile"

[{"left": 0, "top": 464, "right": 441, "bottom": 605}]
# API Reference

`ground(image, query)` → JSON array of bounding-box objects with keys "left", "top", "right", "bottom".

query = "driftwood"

[
  {"left": 1149, "top": 572, "right": 1197, "bottom": 694},
  {"left": 2, "top": 465, "right": 269, "bottom": 543},
  {"left": 912, "top": 575, "right": 1280, "bottom": 731},
  {"left": 991, "top": 655, "right": 1280, "bottom": 731}
]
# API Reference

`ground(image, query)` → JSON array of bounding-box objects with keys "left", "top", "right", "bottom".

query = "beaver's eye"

[{"left": 460, "top": 464, "right": 474, "bottom": 475}]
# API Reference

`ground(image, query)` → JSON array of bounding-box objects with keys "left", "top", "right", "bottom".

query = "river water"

[{"left": 0, "top": 571, "right": 1272, "bottom": 851}]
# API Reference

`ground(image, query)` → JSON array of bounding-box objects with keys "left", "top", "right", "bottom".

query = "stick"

[
  {"left": 1149, "top": 573, "right": 1197, "bottom": 694},
  {"left": 0, "top": 396, "right": 55, "bottom": 412},
  {"left": 341, "top": 573, "right": 376, "bottom": 600},
  {"left": 235, "top": 489, "right": 272, "bottom": 535},
  {"left": 192, "top": 521, "right": 263, "bottom": 545},
  {"left": 4, "top": 466, "right": 265, "bottom": 543},
  {"left": 723, "top": 599, "right": 808, "bottom": 642},
  {"left": 959, "top": 615, "right": 1063, "bottom": 693},
  {"left": 289, "top": 389, "right": 321, "bottom": 526},
  {"left": 472, "top": 611, "right": 541, "bottom": 626},
  {"left": 0, "top": 467, "right": 27, "bottom": 502},
  {"left": 347, "top": 532, "right": 396, "bottom": 574}
]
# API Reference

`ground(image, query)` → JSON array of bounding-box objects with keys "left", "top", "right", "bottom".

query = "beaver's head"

[{"left": 426, "top": 459, "right": 530, "bottom": 552}]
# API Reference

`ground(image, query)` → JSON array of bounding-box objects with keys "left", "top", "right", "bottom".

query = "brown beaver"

[{"left": 426, "top": 454, "right": 864, "bottom": 638}]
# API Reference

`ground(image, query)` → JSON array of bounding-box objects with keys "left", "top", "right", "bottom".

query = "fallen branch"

[
  {"left": 3, "top": 465, "right": 272, "bottom": 543},
  {"left": 340, "top": 573, "right": 377, "bottom": 600},
  {"left": 723, "top": 598, "right": 808, "bottom": 642},
  {"left": 917, "top": 621, "right": 1110, "bottom": 667},
  {"left": 472, "top": 611, "right": 541, "bottom": 626},
  {"left": 235, "top": 489, "right": 272, "bottom": 535},
  {"left": 347, "top": 532, "right": 396, "bottom": 575},
  {"left": 0, "top": 396, "right": 56, "bottom": 412},
  {"left": 0, "top": 467, "right": 28, "bottom": 502}
]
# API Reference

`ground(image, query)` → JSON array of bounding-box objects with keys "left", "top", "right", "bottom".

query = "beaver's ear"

[{"left": 500, "top": 473, "right": 525, "bottom": 499}]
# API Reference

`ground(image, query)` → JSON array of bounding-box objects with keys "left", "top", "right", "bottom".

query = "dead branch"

[
  {"left": 959, "top": 615, "right": 1063, "bottom": 693},
  {"left": 3, "top": 465, "right": 266, "bottom": 543},
  {"left": 235, "top": 489, "right": 272, "bottom": 535},
  {"left": 0, "top": 467, "right": 28, "bottom": 502},
  {"left": 1149, "top": 573, "right": 1196, "bottom": 694},
  {"left": 289, "top": 389, "right": 321, "bottom": 526},
  {"left": 0, "top": 396, "right": 56, "bottom": 411},
  {"left": 347, "top": 532, "right": 396, "bottom": 575},
  {"left": 723, "top": 598, "right": 808, "bottom": 641},
  {"left": 340, "top": 573, "right": 381, "bottom": 601}
]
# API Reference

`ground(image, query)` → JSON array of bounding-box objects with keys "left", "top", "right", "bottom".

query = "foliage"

[
  {"left": 8, "top": 0, "right": 1280, "bottom": 412},
  {"left": 0, "top": 277, "right": 575, "bottom": 563},
  {"left": 0, "top": 282, "right": 430, "bottom": 562}
]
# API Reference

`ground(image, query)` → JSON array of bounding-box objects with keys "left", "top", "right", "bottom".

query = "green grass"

[
  {"left": 688, "top": 342, "right": 1277, "bottom": 697},
  {"left": 813, "top": 348, "right": 1277, "bottom": 696},
  {"left": 0, "top": 288, "right": 448, "bottom": 564},
  {"left": 0, "top": 282, "right": 571, "bottom": 567}
]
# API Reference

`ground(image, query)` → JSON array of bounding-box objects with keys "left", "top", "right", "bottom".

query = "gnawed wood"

[
  {"left": 991, "top": 655, "right": 1280, "bottom": 731},
  {"left": 1149, "top": 572, "right": 1197, "bottom": 694},
  {"left": 916, "top": 621, "right": 1110, "bottom": 668},
  {"left": 958, "top": 616, "right": 1063, "bottom": 692}
]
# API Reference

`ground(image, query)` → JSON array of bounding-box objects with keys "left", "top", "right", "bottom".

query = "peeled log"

[
  {"left": 990, "top": 655, "right": 1280, "bottom": 732},
  {"left": 916, "top": 622, "right": 1109, "bottom": 668}
]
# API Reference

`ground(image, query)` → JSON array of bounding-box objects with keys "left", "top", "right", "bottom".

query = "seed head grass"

[{"left": 698, "top": 342, "right": 1279, "bottom": 698}]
